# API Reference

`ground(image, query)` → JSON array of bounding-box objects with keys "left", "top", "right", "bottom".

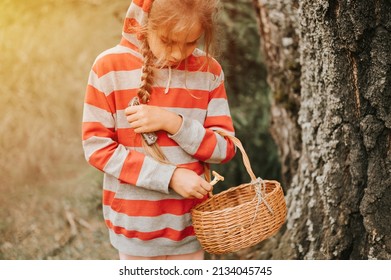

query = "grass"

[
  {"left": 0, "top": 0, "right": 274, "bottom": 260},
  {"left": 0, "top": 0, "right": 129, "bottom": 259}
]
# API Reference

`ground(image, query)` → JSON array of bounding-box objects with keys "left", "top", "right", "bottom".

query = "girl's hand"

[
  {"left": 125, "top": 104, "right": 182, "bottom": 135},
  {"left": 169, "top": 168, "right": 212, "bottom": 199}
]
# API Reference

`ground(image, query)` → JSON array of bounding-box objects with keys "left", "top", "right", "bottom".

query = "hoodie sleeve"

[
  {"left": 169, "top": 69, "right": 236, "bottom": 164},
  {"left": 82, "top": 63, "right": 176, "bottom": 194}
]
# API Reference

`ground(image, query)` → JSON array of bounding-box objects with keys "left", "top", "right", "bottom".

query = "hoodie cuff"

[
  {"left": 137, "top": 156, "right": 177, "bottom": 194},
  {"left": 168, "top": 115, "right": 205, "bottom": 155}
]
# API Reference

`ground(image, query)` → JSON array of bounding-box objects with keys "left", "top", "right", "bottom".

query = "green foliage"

[{"left": 212, "top": 0, "right": 281, "bottom": 191}]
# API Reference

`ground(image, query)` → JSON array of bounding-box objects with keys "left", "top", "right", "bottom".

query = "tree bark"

[{"left": 253, "top": 0, "right": 391, "bottom": 259}]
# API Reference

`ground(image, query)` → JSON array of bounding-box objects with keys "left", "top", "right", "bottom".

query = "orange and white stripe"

[{"left": 82, "top": 0, "right": 235, "bottom": 257}]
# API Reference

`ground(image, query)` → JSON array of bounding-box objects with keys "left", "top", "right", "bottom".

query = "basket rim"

[{"left": 191, "top": 179, "right": 282, "bottom": 215}]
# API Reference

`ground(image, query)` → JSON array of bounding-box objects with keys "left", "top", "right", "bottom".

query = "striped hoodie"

[{"left": 82, "top": 0, "right": 236, "bottom": 257}]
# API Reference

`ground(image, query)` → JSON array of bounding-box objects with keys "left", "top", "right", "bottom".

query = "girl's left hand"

[{"left": 125, "top": 104, "right": 182, "bottom": 135}]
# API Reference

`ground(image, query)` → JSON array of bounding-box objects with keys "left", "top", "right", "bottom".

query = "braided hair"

[
  {"left": 137, "top": 31, "right": 171, "bottom": 163},
  {"left": 135, "top": 0, "right": 219, "bottom": 163},
  {"left": 137, "top": 37, "right": 154, "bottom": 104}
]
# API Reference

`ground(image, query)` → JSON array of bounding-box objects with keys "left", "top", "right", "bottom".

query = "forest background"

[{"left": 0, "top": 0, "right": 279, "bottom": 259}]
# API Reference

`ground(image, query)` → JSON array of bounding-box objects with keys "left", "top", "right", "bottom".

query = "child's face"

[{"left": 147, "top": 22, "right": 203, "bottom": 67}]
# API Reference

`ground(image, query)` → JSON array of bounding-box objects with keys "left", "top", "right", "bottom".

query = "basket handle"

[{"left": 215, "top": 130, "right": 257, "bottom": 182}]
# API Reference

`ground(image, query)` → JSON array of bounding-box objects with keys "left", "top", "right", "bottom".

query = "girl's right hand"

[{"left": 169, "top": 168, "right": 212, "bottom": 199}]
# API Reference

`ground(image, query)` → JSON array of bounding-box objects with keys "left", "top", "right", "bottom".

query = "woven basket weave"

[{"left": 191, "top": 132, "right": 287, "bottom": 255}]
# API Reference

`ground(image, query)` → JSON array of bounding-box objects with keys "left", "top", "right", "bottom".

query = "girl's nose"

[{"left": 170, "top": 47, "right": 183, "bottom": 61}]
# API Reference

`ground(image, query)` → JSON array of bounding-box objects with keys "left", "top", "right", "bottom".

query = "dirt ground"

[
  {"left": 0, "top": 0, "right": 274, "bottom": 260},
  {"left": 0, "top": 0, "right": 128, "bottom": 260}
]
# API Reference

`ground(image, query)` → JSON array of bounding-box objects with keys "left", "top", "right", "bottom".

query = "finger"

[
  {"left": 193, "top": 191, "right": 204, "bottom": 200},
  {"left": 200, "top": 180, "right": 213, "bottom": 192},
  {"left": 124, "top": 106, "right": 139, "bottom": 116},
  {"left": 133, "top": 127, "right": 147, "bottom": 134},
  {"left": 126, "top": 114, "right": 138, "bottom": 124},
  {"left": 131, "top": 121, "right": 144, "bottom": 131},
  {"left": 196, "top": 185, "right": 208, "bottom": 196},
  {"left": 127, "top": 119, "right": 146, "bottom": 132}
]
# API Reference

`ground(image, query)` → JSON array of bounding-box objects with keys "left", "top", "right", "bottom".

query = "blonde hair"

[
  {"left": 136, "top": 0, "right": 220, "bottom": 163},
  {"left": 137, "top": 0, "right": 219, "bottom": 102}
]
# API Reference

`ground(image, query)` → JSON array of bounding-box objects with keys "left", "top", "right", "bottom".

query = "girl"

[{"left": 82, "top": 0, "right": 236, "bottom": 260}]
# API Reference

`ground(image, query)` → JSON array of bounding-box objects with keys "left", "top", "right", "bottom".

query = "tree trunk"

[{"left": 253, "top": 0, "right": 391, "bottom": 259}]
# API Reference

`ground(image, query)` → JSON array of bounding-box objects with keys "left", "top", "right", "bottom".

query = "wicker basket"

[{"left": 191, "top": 132, "right": 287, "bottom": 255}]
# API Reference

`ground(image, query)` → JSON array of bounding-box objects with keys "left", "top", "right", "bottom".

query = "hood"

[
  {"left": 120, "top": 0, "right": 177, "bottom": 95},
  {"left": 121, "top": 0, "right": 153, "bottom": 51}
]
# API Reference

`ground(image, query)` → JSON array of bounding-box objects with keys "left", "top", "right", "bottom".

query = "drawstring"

[{"left": 164, "top": 66, "right": 172, "bottom": 94}]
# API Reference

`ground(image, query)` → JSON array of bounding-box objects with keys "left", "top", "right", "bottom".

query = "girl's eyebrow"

[{"left": 188, "top": 37, "right": 201, "bottom": 44}]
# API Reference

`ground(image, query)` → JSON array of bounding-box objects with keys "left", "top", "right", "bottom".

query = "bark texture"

[{"left": 253, "top": 0, "right": 391, "bottom": 259}]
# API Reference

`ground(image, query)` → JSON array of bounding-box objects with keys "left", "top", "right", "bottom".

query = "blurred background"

[{"left": 0, "top": 0, "right": 280, "bottom": 259}]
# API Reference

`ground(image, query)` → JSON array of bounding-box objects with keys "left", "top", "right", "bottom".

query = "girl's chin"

[
  {"left": 153, "top": 58, "right": 180, "bottom": 68},
  {"left": 166, "top": 61, "right": 177, "bottom": 66},
  {"left": 159, "top": 62, "right": 178, "bottom": 67}
]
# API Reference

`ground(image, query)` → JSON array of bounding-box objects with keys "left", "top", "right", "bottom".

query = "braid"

[
  {"left": 142, "top": 141, "right": 171, "bottom": 164},
  {"left": 138, "top": 37, "right": 154, "bottom": 104},
  {"left": 137, "top": 33, "right": 172, "bottom": 164}
]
